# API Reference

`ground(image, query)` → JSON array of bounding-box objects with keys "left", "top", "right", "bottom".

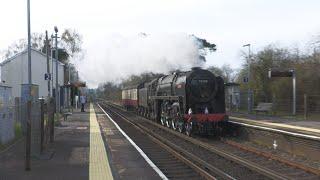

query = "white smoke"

[{"left": 74, "top": 33, "right": 205, "bottom": 88}]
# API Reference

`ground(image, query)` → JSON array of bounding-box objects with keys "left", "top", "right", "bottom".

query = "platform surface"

[
  {"left": 0, "top": 106, "right": 91, "bottom": 180},
  {"left": 229, "top": 112, "right": 320, "bottom": 137},
  {"left": 0, "top": 103, "right": 161, "bottom": 180},
  {"left": 94, "top": 104, "right": 162, "bottom": 180},
  {"left": 89, "top": 103, "right": 113, "bottom": 180}
]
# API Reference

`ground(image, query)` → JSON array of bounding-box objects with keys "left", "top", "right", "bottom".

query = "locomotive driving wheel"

[
  {"left": 171, "top": 104, "right": 180, "bottom": 131},
  {"left": 171, "top": 120, "right": 177, "bottom": 130},
  {"left": 160, "top": 115, "right": 165, "bottom": 126},
  {"left": 166, "top": 118, "right": 171, "bottom": 128},
  {"left": 178, "top": 121, "right": 184, "bottom": 133},
  {"left": 185, "top": 122, "right": 193, "bottom": 136}
]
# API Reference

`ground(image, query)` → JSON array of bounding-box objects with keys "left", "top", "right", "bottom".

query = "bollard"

[{"left": 49, "top": 98, "right": 54, "bottom": 143}]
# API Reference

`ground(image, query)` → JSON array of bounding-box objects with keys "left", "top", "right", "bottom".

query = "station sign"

[
  {"left": 268, "top": 69, "right": 294, "bottom": 78},
  {"left": 44, "top": 73, "right": 52, "bottom": 80}
]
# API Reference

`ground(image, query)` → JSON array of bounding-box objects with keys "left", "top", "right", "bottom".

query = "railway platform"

[
  {"left": 0, "top": 103, "right": 162, "bottom": 180},
  {"left": 228, "top": 112, "right": 320, "bottom": 138},
  {"left": 0, "top": 105, "right": 91, "bottom": 179},
  {"left": 94, "top": 104, "right": 162, "bottom": 180}
]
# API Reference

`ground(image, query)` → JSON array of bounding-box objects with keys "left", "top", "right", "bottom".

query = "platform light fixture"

[
  {"left": 243, "top": 43, "right": 252, "bottom": 113},
  {"left": 54, "top": 26, "right": 60, "bottom": 127}
]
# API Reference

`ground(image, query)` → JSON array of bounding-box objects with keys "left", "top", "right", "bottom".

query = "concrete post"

[
  {"left": 49, "top": 98, "right": 54, "bottom": 143},
  {"left": 292, "top": 70, "right": 296, "bottom": 115},
  {"left": 25, "top": 100, "right": 31, "bottom": 171},
  {"left": 40, "top": 99, "right": 44, "bottom": 153}
]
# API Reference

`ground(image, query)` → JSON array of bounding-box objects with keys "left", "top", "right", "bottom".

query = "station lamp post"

[
  {"left": 52, "top": 27, "right": 59, "bottom": 116},
  {"left": 45, "top": 31, "right": 50, "bottom": 97},
  {"left": 26, "top": 0, "right": 32, "bottom": 171},
  {"left": 243, "top": 43, "right": 252, "bottom": 113}
]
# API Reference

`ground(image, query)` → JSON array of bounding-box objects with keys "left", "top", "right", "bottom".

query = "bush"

[{"left": 14, "top": 122, "right": 22, "bottom": 139}]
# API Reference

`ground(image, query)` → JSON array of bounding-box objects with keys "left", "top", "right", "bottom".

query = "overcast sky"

[{"left": 1, "top": 0, "right": 320, "bottom": 86}]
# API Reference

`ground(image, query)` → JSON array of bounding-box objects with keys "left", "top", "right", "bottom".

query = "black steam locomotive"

[{"left": 122, "top": 67, "right": 228, "bottom": 135}]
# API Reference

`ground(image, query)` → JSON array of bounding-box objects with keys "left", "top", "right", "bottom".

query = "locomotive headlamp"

[
  {"left": 188, "top": 108, "right": 193, "bottom": 115},
  {"left": 204, "top": 107, "right": 209, "bottom": 114}
]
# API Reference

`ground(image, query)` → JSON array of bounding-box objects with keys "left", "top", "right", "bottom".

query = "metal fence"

[
  {"left": 226, "top": 91, "right": 320, "bottom": 120},
  {"left": 0, "top": 97, "right": 55, "bottom": 155},
  {"left": 0, "top": 102, "right": 15, "bottom": 144}
]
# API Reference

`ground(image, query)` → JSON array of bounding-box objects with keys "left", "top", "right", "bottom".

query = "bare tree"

[
  {"left": 60, "top": 29, "right": 83, "bottom": 58},
  {"left": 1, "top": 29, "right": 83, "bottom": 63},
  {"left": 0, "top": 33, "right": 45, "bottom": 59},
  {"left": 207, "top": 64, "right": 234, "bottom": 82}
]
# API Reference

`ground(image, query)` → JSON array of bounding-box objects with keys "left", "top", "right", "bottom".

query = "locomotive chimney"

[
  {"left": 191, "top": 67, "right": 201, "bottom": 71},
  {"left": 170, "top": 69, "right": 181, "bottom": 74}
]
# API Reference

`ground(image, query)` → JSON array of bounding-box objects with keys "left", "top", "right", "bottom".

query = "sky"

[{"left": 0, "top": 0, "right": 320, "bottom": 87}]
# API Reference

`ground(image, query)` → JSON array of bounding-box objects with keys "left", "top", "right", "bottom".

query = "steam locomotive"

[{"left": 122, "top": 67, "right": 228, "bottom": 135}]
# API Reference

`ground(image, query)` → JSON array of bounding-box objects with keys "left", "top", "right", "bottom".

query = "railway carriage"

[{"left": 121, "top": 84, "right": 143, "bottom": 110}]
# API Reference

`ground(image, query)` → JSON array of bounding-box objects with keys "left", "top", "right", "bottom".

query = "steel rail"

[
  {"left": 224, "top": 140, "right": 320, "bottom": 176},
  {"left": 229, "top": 119, "right": 320, "bottom": 141},
  {"left": 145, "top": 119, "right": 289, "bottom": 180},
  {"left": 104, "top": 101, "right": 290, "bottom": 180},
  {"left": 103, "top": 99, "right": 319, "bottom": 140},
  {"left": 101, "top": 103, "right": 235, "bottom": 180}
]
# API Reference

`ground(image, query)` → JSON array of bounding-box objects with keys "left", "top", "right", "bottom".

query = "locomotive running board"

[{"left": 149, "top": 96, "right": 182, "bottom": 101}]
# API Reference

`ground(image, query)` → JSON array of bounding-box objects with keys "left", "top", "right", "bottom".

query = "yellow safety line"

[
  {"left": 230, "top": 116, "right": 320, "bottom": 134},
  {"left": 89, "top": 103, "right": 114, "bottom": 180}
]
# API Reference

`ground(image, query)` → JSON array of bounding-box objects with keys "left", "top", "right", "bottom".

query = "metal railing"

[{"left": 226, "top": 91, "right": 320, "bottom": 120}]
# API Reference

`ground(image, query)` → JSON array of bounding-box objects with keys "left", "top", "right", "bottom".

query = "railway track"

[
  {"left": 98, "top": 103, "right": 224, "bottom": 179},
  {"left": 228, "top": 119, "right": 320, "bottom": 164},
  {"left": 99, "top": 101, "right": 320, "bottom": 180}
]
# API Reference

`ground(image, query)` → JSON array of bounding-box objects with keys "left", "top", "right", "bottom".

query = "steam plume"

[{"left": 75, "top": 33, "right": 205, "bottom": 88}]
